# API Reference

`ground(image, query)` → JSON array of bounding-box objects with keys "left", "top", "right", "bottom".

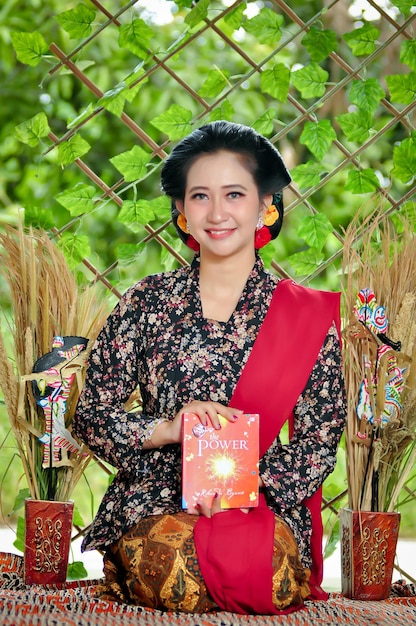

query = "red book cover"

[{"left": 181, "top": 412, "right": 259, "bottom": 510}]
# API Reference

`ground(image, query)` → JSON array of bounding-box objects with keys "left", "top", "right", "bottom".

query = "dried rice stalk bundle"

[
  {"left": 391, "top": 293, "right": 416, "bottom": 357},
  {"left": 342, "top": 204, "right": 416, "bottom": 512},
  {"left": 0, "top": 331, "right": 18, "bottom": 425},
  {"left": 0, "top": 221, "right": 108, "bottom": 501}
]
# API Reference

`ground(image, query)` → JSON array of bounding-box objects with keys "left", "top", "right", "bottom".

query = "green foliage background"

[{"left": 1, "top": 0, "right": 415, "bottom": 561}]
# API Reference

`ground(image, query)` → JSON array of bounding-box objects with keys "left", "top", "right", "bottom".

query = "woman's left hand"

[{"left": 187, "top": 493, "right": 250, "bottom": 517}]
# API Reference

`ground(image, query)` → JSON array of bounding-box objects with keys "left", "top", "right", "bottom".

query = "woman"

[{"left": 73, "top": 121, "right": 346, "bottom": 615}]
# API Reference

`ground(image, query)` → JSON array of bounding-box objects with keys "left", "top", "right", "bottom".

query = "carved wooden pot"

[
  {"left": 340, "top": 508, "right": 400, "bottom": 600},
  {"left": 24, "top": 499, "right": 74, "bottom": 585}
]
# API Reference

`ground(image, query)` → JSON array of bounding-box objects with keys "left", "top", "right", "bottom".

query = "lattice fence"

[
  {"left": 12, "top": 0, "right": 413, "bottom": 298},
  {"left": 5, "top": 0, "right": 416, "bottom": 566}
]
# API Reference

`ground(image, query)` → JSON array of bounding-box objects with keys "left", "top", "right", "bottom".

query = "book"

[{"left": 181, "top": 412, "right": 259, "bottom": 510}]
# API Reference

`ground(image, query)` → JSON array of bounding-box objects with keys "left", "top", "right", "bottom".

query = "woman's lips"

[{"left": 205, "top": 229, "right": 235, "bottom": 239}]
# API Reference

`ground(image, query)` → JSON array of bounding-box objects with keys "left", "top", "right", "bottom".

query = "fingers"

[
  {"left": 211, "top": 492, "right": 222, "bottom": 515},
  {"left": 185, "top": 503, "right": 200, "bottom": 516},
  {"left": 197, "top": 500, "right": 213, "bottom": 518},
  {"left": 186, "top": 499, "right": 251, "bottom": 517},
  {"left": 178, "top": 401, "right": 244, "bottom": 430},
  {"left": 195, "top": 493, "right": 222, "bottom": 518}
]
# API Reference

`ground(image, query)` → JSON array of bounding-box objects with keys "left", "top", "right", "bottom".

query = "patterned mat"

[{"left": 1, "top": 552, "right": 415, "bottom": 625}]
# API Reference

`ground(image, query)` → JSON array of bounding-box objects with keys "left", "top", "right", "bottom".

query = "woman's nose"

[{"left": 207, "top": 198, "right": 227, "bottom": 222}]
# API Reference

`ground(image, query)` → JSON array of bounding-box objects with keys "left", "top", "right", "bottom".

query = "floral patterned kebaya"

[{"left": 73, "top": 255, "right": 346, "bottom": 568}]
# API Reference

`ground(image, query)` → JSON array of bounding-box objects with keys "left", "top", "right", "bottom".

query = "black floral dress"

[{"left": 73, "top": 255, "right": 346, "bottom": 568}]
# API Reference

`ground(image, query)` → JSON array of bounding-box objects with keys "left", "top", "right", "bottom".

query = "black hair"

[
  {"left": 161, "top": 120, "right": 291, "bottom": 200},
  {"left": 160, "top": 120, "right": 291, "bottom": 249}
]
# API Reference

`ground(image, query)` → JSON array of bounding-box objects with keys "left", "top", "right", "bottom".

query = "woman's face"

[{"left": 176, "top": 150, "right": 271, "bottom": 262}]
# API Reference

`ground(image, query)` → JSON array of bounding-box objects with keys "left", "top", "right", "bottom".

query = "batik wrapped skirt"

[{"left": 97, "top": 511, "right": 310, "bottom": 614}]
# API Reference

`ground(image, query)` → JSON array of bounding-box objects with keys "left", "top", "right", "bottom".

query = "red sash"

[{"left": 194, "top": 279, "right": 341, "bottom": 614}]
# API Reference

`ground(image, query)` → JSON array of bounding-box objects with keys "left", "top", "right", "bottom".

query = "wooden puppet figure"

[{"left": 32, "top": 336, "right": 88, "bottom": 468}]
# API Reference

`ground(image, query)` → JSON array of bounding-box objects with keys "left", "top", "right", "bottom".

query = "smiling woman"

[
  {"left": 72, "top": 121, "right": 346, "bottom": 615},
  {"left": 165, "top": 122, "right": 289, "bottom": 255},
  {"left": 176, "top": 151, "right": 270, "bottom": 257}
]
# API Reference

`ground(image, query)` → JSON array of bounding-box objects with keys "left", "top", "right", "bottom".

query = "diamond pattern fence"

[{"left": 24, "top": 0, "right": 414, "bottom": 293}]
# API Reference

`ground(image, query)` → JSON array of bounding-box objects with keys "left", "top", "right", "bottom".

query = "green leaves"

[
  {"left": 386, "top": 73, "right": 416, "bottom": 105},
  {"left": 117, "top": 243, "right": 141, "bottom": 264},
  {"left": 223, "top": 2, "right": 246, "bottom": 30},
  {"left": 67, "top": 561, "right": 88, "bottom": 580},
  {"left": 118, "top": 196, "right": 170, "bottom": 232},
  {"left": 10, "top": 31, "right": 48, "bottom": 66},
  {"left": 336, "top": 110, "right": 373, "bottom": 143},
  {"left": 348, "top": 78, "right": 385, "bottom": 113},
  {"left": 172, "top": 0, "right": 193, "bottom": 7},
  {"left": 12, "top": 489, "right": 31, "bottom": 514},
  {"left": 345, "top": 168, "right": 380, "bottom": 194},
  {"left": 119, "top": 18, "right": 153, "bottom": 59},
  {"left": 73, "top": 505, "right": 85, "bottom": 527},
  {"left": 287, "top": 248, "right": 324, "bottom": 276},
  {"left": 56, "top": 183, "right": 97, "bottom": 216},
  {"left": 3, "top": 1, "right": 413, "bottom": 292},
  {"left": 66, "top": 507, "right": 88, "bottom": 579},
  {"left": 15, "top": 112, "right": 50, "bottom": 146},
  {"left": 119, "top": 201, "right": 154, "bottom": 229},
  {"left": 288, "top": 213, "right": 334, "bottom": 276},
  {"left": 291, "top": 161, "right": 323, "bottom": 189},
  {"left": 260, "top": 64, "right": 290, "bottom": 102},
  {"left": 392, "top": 132, "right": 416, "bottom": 184},
  {"left": 252, "top": 109, "right": 277, "bottom": 136},
  {"left": 24, "top": 206, "right": 55, "bottom": 230},
  {"left": 291, "top": 63, "right": 328, "bottom": 99},
  {"left": 184, "top": 0, "right": 209, "bottom": 27},
  {"left": 258, "top": 238, "right": 277, "bottom": 269},
  {"left": 208, "top": 99, "right": 234, "bottom": 121},
  {"left": 297, "top": 213, "right": 334, "bottom": 249},
  {"left": 324, "top": 518, "right": 340, "bottom": 560},
  {"left": 57, "top": 135, "right": 91, "bottom": 166},
  {"left": 400, "top": 39, "right": 416, "bottom": 71},
  {"left": 150, "top": 105, "right": 193, "bottom": 140},
  {"left": 55, "top": 3, "right": 96, "bottom": 39},
  {"left": 199, "top": 68, "right": 230, "bottom": 98},
  {"left": 110, "top": 145, "right": 151, "bottom": 182},
  {"left": 302, "top": 27, "right": 337, "bottom": 62},
  {"left": 343, "top": 23, "right": 379, "bottom": 56},
  {"left": 392, "top": 0, "right": 415, "bottom": 16},
  {"left": 99, "top": 82, "right": 143, "bottom": 117},
  {"left": 67, "top": 103, "right": 96, "bottom": 129},
  {"left": 13, "top": 517, "right": 25, "bottom": 553},
  {"left": 337, "top": 79, "right": 382, "bottom": 145},
  {"left": 300, "top": 120, "right": 336, "bottom": 160},
  {"left": 57, "top": 232, "right": 90, "bottom": 270},
  {"left": 244, "top": 8, "right": 284, "bottom": 45}
]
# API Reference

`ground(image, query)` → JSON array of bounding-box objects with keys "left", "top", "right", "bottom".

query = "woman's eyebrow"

[
  {"left": 188, "top": 186, "right": 209, "bottom": 192},
  {"left": 222, "top": 184, "right": 248, "bottom": 190},
  {"left": 188, "top": 184, "right": 248, "bottom": 192}
]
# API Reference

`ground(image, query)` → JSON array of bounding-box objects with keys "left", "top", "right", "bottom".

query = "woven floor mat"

[{"left": 1, "top": 552, "right": 415, "bottom": 625}]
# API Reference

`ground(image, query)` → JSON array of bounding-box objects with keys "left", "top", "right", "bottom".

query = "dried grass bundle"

[
  {"left": 0, "top": 221, "right": 108, "bottom": 501},
  {"left": 342, "top": 205, "right": 416, "bottom": 512}
]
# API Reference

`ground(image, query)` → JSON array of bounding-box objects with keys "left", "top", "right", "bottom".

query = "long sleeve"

[
  {"left": 259, "top": 324, "right": 346, "bottom": 512},
  {"left": 73, "top": 287, "right": 151, "bottom": 472}
]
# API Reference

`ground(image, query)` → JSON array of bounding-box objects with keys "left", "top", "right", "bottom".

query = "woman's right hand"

[
  {"left": 176, "top": 400, "right": 243, "bottom": 432},
  {"left": 145, "top": 401, "right": 244, "bottom": 448}
]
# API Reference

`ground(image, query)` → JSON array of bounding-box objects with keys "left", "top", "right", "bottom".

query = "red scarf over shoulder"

[{"left": 194, "top": 279, "right": 341, "bottom": 614}]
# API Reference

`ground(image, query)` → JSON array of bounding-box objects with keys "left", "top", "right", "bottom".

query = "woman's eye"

[
  {"left": 228, "top": 191, "right": 242, "bottom": 199},
  {"left": 191, "top": 193, "right": 207, "bottom": 200}
]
